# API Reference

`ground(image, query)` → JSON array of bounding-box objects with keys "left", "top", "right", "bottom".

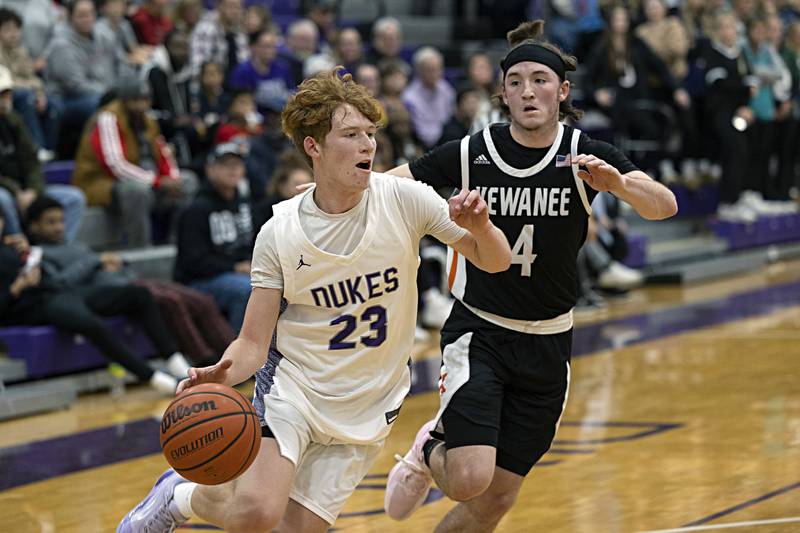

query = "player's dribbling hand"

[
  {"left": 449, "top": 189, "right": 491, "bottom": 234},
  {"left": 176, "top": 359, "right": 233, "bottom": 395}
]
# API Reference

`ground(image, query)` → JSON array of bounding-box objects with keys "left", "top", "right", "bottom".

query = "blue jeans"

[
  {"left": 57, "top": 93, "right": 101, "bottom": 131},
  {"left": 13, "top": 89, "right": 63, "bottom": 150},
  {"left": 0, "top": 185, "right": 85, "bottom": 241},
  {"left": 189, "top": 272, "right": 251, "bottom": 333}
]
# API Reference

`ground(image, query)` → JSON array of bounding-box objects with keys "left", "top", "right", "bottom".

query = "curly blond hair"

[{"left": 281, "top": 67, "right": 386, "bottom": 167}]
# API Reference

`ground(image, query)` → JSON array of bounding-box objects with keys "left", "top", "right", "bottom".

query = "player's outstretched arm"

[
  {"left": 177, "top": 287, "right": 281, "bottom": 393},
  {"left": 573, "top": 154, "right": 678, "bottom": 220},
  {"left": 449, "top": 189, "right": 511, "bottom": 273}
]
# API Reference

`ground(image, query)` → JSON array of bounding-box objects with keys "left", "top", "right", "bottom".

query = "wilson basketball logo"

[
  {"left": 169, "top": 426, "right": 225, "bottom": 461},
  {"left": 161, "top": 400, "right": 219, "bottom": 434}
]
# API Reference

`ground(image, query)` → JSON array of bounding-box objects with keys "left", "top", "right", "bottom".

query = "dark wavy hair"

[{"left": 492, "top": 20, "right": 583, "bottom": 122}]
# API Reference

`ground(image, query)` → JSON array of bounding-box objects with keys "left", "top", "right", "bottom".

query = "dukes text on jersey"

[{"left": 310, "top": 267, "right": 399, "bottom": 308}]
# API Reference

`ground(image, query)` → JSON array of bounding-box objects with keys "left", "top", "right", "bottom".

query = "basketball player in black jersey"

[{"left": 383, "top": 20, "right": 678, "bottom": 532}]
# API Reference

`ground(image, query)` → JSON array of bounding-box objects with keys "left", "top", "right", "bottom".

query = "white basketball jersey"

[{"left": 267, "top": 174, "right": 420, "bottom": 444}]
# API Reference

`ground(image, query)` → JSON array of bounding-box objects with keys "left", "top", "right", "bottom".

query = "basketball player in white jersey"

[
  {"left": 117, "top": 68, "right": 511, "bottom": 533},
  {"left": 383, "top": 21, "right": 678, "bottom": 532}
]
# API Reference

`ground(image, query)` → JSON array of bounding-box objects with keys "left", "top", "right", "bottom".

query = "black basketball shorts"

[{"left": 433, "top": 301, "right": 572, "bottom": 476}]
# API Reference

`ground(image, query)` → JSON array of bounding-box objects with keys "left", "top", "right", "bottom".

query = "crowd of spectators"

[{"left": 2, "top": 0, "right": 800, "bottom": 382}]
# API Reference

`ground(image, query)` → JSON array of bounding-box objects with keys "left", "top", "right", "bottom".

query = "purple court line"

[
  {"left": 0, "top": 418, "right": 161, "bottom": 491},
  {"left": 2, "top": 280, "right": 800, "bottom": 493},
  {"left": 681, "top": 481, "right": 800, "bottom": 527}
]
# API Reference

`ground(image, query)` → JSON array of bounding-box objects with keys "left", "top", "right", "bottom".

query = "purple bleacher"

[
  {"left": 622, "top": 233, "right": 648, "bottom": 269},
  {"left": 43, "top": 160, "right": 75, "bottom": 185},
  {"left": 0, "top": 319, "right": 155, "bottom": 380},
  {"left": 671, "top": 184, "right": 719, "bottom": 218},
  {"left": 444, "top": 66, "right": 463, "bottom": 86},
  {"left": 261, "top": 0, "right": 301, "bottom": 16},
  {"left": 273, "top": 13, "right": 300, "bottom": 32},
  {"left": 709, "top": 213, "right": 800, "bottom": 251}
]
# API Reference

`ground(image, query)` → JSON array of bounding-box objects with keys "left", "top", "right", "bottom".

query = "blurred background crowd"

[{"left": 1, "top": 0, "right": 799, "bottom": 392}]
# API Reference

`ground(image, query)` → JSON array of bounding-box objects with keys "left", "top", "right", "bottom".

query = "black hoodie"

[{"left": 174, "top": 184, "right": 254, "bottom": 283}]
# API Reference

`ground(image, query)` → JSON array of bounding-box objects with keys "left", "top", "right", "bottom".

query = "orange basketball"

[{"left": 160, "top": 383, "right": 261, "bottom": 485}]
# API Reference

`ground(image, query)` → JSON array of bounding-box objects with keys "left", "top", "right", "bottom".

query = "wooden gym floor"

[{"left": 1, "top": 259, "right": 799, "bottom": 532}]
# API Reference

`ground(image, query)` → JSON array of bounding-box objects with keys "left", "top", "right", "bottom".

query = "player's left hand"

[
  {"left": 573, "top": 154, "right": 624, "bottom": 193},
  {"left": 449, "top": 189, "right": 491, "bottom": 234}
]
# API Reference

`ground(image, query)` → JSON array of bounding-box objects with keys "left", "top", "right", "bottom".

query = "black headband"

[{"left": 501, "top": 43, "right": 567, "bottom": 80}]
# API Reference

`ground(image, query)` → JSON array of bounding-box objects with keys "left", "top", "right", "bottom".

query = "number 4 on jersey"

[{"left": 511, "top": 224, "right": 536, "bottom": 276}]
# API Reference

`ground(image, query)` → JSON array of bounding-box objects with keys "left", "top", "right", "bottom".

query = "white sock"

[
  {"left": 149, "top": 370, "right": 178, "bottom": 394},
  {"left": 173, "top": 482, "right": 198, "bottom": 518},
  {"left": 166, "top": 352, "right": 191, "bottom": 377}
]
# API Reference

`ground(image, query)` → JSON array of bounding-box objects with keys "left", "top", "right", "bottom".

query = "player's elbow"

[
  {"left": 483, "top": 248, "right": 512, "bottom": 273},
  {"left": 648, "top": 192, "right": 679, "bottom": 220}
]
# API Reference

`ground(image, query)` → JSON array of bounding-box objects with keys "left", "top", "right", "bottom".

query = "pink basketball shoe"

[{"left": 384, "top": 420, "right": 436, "bottom": 520}]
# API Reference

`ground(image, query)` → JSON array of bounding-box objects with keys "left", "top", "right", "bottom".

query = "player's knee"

[
  {"left": 226, "top": 500, "right": 282, "bottom": 532},
  {"left": 446, "top": 463, "right": 494, "bottom": 501}
]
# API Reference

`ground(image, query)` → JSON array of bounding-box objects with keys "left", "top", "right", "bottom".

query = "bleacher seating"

[{"left": 0, "top": 318, "right": 154, "bottom": 381}]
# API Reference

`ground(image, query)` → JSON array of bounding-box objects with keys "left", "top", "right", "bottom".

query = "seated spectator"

[
  {"left": 228, "top": 28, "right": 292, "bottom": 116},
  {"left": 173, "top": 0, "right": 204, "bottom": 34},
  {"left": 174, "top": 142, "right": 253, "bottom": 332},
  {"left": 701, "top": 10, "right": 758, "bottom": 222},
  {"left": 0, "top": 0, "right": 62, "bottom": 74},
  {"left": 189, "top": 0, "right": 248, "bottom": 80},
  {"left": 780, "top": 21, "right": 800, "bottom": 199},
  {"left": 5, "top": 197, "right": 191, "bottom": 395},
  {"left": 146, "top": 29, "right": 195, "bottom": 166},
  {"left": 591, "top": 192, "right": 643, "bottom": 292},
  {"left": 741, "top": 16, "right": 794, "bottom": 214},
  {"left": 306, "top": 0, "right": 337, "bottom": 52},
  {"left": 280, "top": 19, "right": 319, "bottom": 87},
  {"left": 437, "top": 82, "right": 481, "bottom": 145},
  {"left": 464, "top": 52, "right": 498, "bottom": 131},
  {"left": 0, "top": 66, "right": 85, "bottom": 241},
  {"left": 0, "top": 7, "right": 62, "bottom": 160},
  {"left": 28, "top": 194, "right": 232, "bottom": 365},
  {"left": 73, "top": 74, "right": 197, "bottom": 246},
  {"left": 252, "top": 149, "right": 312, "bottom": 230},
  {"left": 95, "top": 0, "right": 153, "bottom": 68},
  {"left": 243, "top": 4, "right": 272, "bottom": 36},
  {"left": 0, "top": 210, "right": 43, "bottom": 323},
  {"left": 379, "top": 60, "right": 409, "bottom": 109},
  {"left": 367, "top": 16, "right": 412, "bottom": 70},
  {"left": 188, "top": 61, "right": 231, "bottom": 162},
  {"left": 402, "top": 46, "right": 455, "bottom": 150},
  {"left": 637, "top": 0, "right": 691, "bottom": 83},
  {"left": 384, "top": 98, "right": 423, "bottom": 165},
  {"left": 584, "top": 6, "right": 690, "bottom": 180},
  {"left": 354, "top": 63, "right": 380, "bottom": 96},
  {"left": 578, "top": 212, "right": 643, "bottom": 298},
  {"left": 334, "top": 27, "right": 365, "bottom": 74},
  {"left": 131, "top": 0, "right": 174, "bottom": 46},
  {"left": 214, "top": 91, "right": 262, "bottom": 144},
  {"left": 214, "top": 91, "right": 274, "bottom": 197},
  {"left": 45, "top": 0, "right": 130, "bottom": 155}
]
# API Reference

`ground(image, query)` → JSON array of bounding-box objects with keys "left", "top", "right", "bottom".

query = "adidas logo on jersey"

[{"left": 473, "top": 154, "right": 491, "bottom": 165}]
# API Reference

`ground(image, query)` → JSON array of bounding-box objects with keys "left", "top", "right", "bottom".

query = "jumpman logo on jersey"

[{"left": 297, "top": 255, "right": 311, "bottom": 270}]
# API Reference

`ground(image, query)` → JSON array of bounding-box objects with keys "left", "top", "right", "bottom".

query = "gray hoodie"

[{"left": 44, "top": 22, "right": 129, "bottom": 98}]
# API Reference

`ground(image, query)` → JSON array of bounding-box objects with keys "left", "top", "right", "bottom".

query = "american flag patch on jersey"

[{"left": 555, "top": 154, "right": 572, "bottom": 167}]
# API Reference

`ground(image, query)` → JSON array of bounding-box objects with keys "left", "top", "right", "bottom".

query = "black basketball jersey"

[{"left": 413, "top": 123, "right": 612, "bottom": 322}]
